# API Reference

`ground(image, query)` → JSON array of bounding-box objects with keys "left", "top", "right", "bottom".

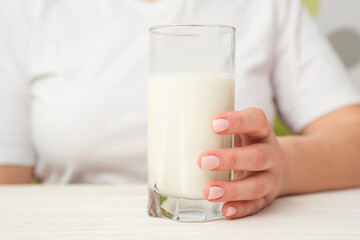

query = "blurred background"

[{"left": 274, "top": 0, "right": 360, "bottom": 136}]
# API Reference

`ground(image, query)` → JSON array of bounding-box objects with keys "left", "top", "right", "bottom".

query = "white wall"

[{"left": 314, "top": 0, "right": 360, "bottom": 91}]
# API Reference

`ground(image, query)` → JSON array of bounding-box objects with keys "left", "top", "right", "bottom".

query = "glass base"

[{"left": 147, "top": 187, "right": 224, "bottom": 222}]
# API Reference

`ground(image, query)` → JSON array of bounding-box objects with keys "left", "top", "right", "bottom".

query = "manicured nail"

[
  {"left": 226, "top": 206, "right": 237, "bottom": 217},
  {"left": 208, "top": 186, "right": 225, "bottom": 200},
  {"left": 201, "top": 155, "right": 220, "bottom": 170},
  {"left": 212, "top": 119, "right": 229, "bottom": 132}
]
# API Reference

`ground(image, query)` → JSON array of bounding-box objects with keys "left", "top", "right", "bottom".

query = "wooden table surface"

[{"left": 0, "top": 185, "right": 359, "bottom": 240}]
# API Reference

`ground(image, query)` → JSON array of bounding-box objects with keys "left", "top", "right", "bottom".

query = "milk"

[{"left": 148, "top": 72, "right": 234, "bottom": 200}]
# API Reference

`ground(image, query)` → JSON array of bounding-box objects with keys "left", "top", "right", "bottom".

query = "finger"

[
  {"left": 204, "top": 172, "right": 277, "bottom": 202},
  {"left": 222, "top": 198, "right": 268, "bottom": 219},
  {"left": 212, "top": 108, "right": 271, "bottom": 139},
  {"left": 234, "top": 134, "right": 243, "bottom": 147},
  {"left": 199, "top": 143, "right": 275, "bottom": 171}
]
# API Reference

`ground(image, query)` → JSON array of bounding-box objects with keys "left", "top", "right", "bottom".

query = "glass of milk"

[{"left": 148, "top": 24, "right": 235, "bottom": 222}]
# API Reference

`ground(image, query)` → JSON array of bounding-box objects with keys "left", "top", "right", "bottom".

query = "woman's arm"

[
  {"left": 279, "top": 104, "right": 360, "bottom": 196},
  {"left": 0, "top": 166, "right": 33, "bottom": 184}
]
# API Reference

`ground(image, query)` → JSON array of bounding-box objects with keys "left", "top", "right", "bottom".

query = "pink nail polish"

[
  {"left": 226, "top": 206, "right": 237, "bottom": 217},
  {"left": 208, "top": 186, "right": 225, "bottom": 200},
  {"left": 201, "top": 155, "right": 220, "bottom": 170},
  {"left": 212, "top": 119, "right": 229, "bottom": 132}
]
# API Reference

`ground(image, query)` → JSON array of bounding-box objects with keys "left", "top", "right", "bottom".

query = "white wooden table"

[{"left": 0, "top": 185, "right": 359, "bottom": 240}]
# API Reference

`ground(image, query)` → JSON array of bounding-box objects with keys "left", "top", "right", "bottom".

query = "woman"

[{"left": 0, "top": 0, "right": 359, "bottom": 219}]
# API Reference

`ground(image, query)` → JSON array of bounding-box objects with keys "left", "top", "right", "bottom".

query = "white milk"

[{"left": 148, "top": 72, "right": 234, "bottom": 199}]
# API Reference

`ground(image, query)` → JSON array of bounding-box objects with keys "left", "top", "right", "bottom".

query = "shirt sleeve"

[
  {"left": 0, "top": 1, "right": 35, "bottom": 166},
  {"left": 272, "top": 0, "right": 360, "bottom": 133}
]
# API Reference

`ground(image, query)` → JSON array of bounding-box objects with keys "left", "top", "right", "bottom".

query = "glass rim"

[{"left": 149, "top": 24, "right": 236, "bottom": 36}]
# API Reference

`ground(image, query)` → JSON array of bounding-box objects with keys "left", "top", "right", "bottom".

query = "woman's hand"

[{"left": 198, "top": 108, "right": 285, "bottom": 219}]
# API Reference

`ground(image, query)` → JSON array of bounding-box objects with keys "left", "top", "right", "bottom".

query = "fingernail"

[
  {"left": 208, "top": 186, "right": 225, "bottom": 200},
  {"left": 201, "top": 155, "right": 220, "bottom": 170},
  {"left": 212, "top": 119, "right": 229, "bottom": 132},
  {"left": 226, "top": 206, "right": 237, "bottom": 217}
]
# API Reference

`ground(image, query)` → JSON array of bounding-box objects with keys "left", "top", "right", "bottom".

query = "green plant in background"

[
  {"left": 273, "top": 114, "right": 293, "bottom": 136},
  {"left": 301, "top": 0, "right": 319, "bottom": 16}
]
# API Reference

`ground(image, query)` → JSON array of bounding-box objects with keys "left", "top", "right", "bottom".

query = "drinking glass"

[{"left": 148, "top": 24, "right": 235, "bottom": 222}]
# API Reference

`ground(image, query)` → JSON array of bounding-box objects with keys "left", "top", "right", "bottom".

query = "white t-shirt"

[{"left": 1, "top": 0, "right": 359, "bottom": 184}]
